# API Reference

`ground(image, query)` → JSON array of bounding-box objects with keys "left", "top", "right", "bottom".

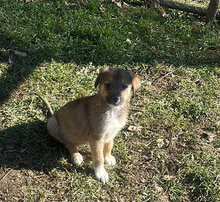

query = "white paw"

[
  {"left": 105, "top": 155, "right": 116, "bottom": 166},
  {"left": 94, "top": 165, "right": 109, "bottom": 184},
  {"left": 72, "top": 153, "right": 83, "bottom": 166}
]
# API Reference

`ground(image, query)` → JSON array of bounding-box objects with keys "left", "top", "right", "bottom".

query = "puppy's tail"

[{"left": 38, "top": 95, "right": 54, "bottom": 116}]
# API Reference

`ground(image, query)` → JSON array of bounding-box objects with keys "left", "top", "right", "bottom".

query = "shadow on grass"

[
  {"left": 0, "top": 44, "right": 41, "bottom": 105},
  {"left": 0, "top": 121, "right": 93, "bottom": 176}
]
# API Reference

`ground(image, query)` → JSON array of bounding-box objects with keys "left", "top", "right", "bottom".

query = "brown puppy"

[{"left": 41, "top": 67, "right": 141, "bottom": 184}]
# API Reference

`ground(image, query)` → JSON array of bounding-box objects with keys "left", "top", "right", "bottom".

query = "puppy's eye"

[
  {"left": 122, "top": 84, "right": 128, "bottom": 89},
  {"left": 105, "top": 82, "right": 111, "bottom": 88}
]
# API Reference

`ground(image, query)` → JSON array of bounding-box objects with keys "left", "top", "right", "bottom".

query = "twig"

[
  {"left": 0, "top": 169, "right": 12, "bottom": 182},
  {"left": 152, "top": 68, "right": 180, "bottom": 84},
  {"left": 124, "top": 0, "right": 220, "bottom": 20}
]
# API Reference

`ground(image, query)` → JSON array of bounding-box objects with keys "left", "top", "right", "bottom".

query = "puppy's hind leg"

[
  {"left": 47, "top": 116, "right": 83, "bottom": 166},
  {"left": 65, "top": 144, "right": 83, "bottom": 166},
  {"left": 47, "top": 115, "right": 64, "bottom": 143}
]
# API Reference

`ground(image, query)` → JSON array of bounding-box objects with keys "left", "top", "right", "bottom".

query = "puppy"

[{"left": 41, "top": 67, "right": 141, "bottom": 184}]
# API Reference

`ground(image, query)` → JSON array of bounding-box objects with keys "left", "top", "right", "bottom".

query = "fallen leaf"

[
  {"left": 127, "top": 125, "right": 142, "bottom": 131},
  {"left": 8, "top": 55, "right": 14, "bottom": 65},
  {"left": 122, "top": 2, "right": 129, "bottom": 7},
  {"left": 151, "top": 46, "right": 156, "bottom": 52},
  {"left": 13, "top": 50, "right": 27, "bottom": 57},
  {"left": 163, "top": 175, "right": 175, "bottom": 180},
  {"left": 157, "top": 138, "right": 164, "bottom": 148},
  {"left": 20, "top": 148, "right": 26, "bottom": 153},
  {"left": 154, "top": 183, "right": 164, "bottom": 192},
  {"left": 112, "top": 0, "right": 122, "bottom": 8},
  {"left": 154, "top": 183, "right": 169, "bottom": 202},
  {"left": 64, "top": 1, "right": 76, "bottom": 6},
  {"left": 25, "top": 0, "right": 39, "bottom": 2},
  {"left": 193, "top": 27, "right": 201, "bottom": 33},
  {"left": 99, "top": 5, "right": 106, "bottom": 12},
  {"left": 126, "top": 38, "right": 131, "bottom": 44},
  {"left": 77, "top": 0, "right": 85, "bottom": 5}
]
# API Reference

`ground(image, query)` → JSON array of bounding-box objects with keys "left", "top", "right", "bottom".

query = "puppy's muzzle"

[{"left": 107, "top": 95, "right": 124, "bottom": 106}]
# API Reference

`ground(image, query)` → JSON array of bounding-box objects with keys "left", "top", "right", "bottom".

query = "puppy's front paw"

[
  {"left": 105, "top": 155, "right": 116, "bottom": 166},
  {"left": 72, "top": 153, "right": 83, "bottom": 166},
  {"left": 94, "top": 165, "right": 109, "bottom": 184}
]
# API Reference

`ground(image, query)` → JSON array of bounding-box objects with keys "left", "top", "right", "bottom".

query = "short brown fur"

[{"left": 44, "top": 68, "right": 141, "bottom": 184}]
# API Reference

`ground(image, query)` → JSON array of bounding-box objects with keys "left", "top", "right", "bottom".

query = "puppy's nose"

[{"left": 111, "top": 96, "right": 120, "bottom": 104}]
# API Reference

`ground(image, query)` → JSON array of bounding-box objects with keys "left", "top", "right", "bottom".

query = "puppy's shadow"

[{"left": 0, "top": 121, "right": 93, "bottom": 176}]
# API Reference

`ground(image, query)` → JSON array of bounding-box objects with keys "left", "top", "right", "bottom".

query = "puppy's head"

[{"left": 95, "top": 68, "right": 141, "bottom": 106}]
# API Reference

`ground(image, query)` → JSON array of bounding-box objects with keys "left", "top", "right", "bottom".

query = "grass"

[{"left": 0, "top": 0, "right": 220, "bottom": 201}]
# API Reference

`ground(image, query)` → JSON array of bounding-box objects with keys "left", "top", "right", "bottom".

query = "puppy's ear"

[
  {"left": 131, "top": 74, "right": 141, "bottom": 97},
  {"left": 95, "top": 67, "right": 110, "bottom": 88}
]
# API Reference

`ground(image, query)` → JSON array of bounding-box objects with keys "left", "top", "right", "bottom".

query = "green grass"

[{"left": 0, "top": 0, "right": 220, "bottom": 201}]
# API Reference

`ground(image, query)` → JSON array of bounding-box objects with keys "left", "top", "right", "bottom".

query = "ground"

[{"left": 0, "top": 0, "right": 220, "bottom": 201}]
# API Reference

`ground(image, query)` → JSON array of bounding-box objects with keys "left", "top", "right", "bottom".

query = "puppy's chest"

[{"left": 102, "top": 110, "right": 126, "bottom": 142}]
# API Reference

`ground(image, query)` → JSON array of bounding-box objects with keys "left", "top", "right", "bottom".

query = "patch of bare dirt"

[{"left": 0, "top": 168, "right": 24, "bottom": 200}]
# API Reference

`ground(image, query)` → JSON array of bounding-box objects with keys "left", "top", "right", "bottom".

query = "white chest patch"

[{"left": 103, "top": 109, "right": 123, "bottom": 143}]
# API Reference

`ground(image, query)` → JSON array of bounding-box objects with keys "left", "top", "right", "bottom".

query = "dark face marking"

[{"left": 102, "top": 69, "right": 133, "bottom": 106}]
